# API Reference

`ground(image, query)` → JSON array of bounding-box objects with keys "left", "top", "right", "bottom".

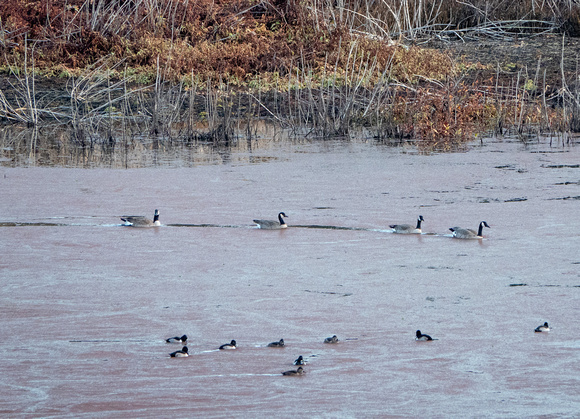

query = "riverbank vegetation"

[{"left": 1, "top": 0, "right": 580, "bottom": 150}]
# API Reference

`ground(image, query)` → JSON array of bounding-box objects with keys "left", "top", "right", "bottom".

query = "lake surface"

[{"left": 1, "top": 136, "right": 579, "bottom": 417}]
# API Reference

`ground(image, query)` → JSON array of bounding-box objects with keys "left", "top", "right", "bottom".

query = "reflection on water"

[
  {"left": 0, "top": 122, "right": 425, "bottom": 168},
  {"left": 0, "top": 123, "right": 321, "bottom": 168}
]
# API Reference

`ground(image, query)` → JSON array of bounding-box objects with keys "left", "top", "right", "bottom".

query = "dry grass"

[{"left": 0, "top": 0, "right": 579, "bottom": 148}]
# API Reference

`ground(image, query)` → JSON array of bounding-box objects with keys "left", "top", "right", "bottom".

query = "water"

[{"left": 1, "top": 137, "right": 579, "bottom": 417}]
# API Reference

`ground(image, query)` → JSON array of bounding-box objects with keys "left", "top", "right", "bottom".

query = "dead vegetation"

[{"left": 0, "top": 0, "right": 579, "bottom": 151}]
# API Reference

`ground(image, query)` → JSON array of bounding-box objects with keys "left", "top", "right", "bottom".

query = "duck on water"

[
  {"left": 121, "top": 209, "right": 160, "bottom": 227},
  {"left": 253, "top": 212, "right": 288, "bottom": 229},
  {"left": 219, "top": 340, "right": 237, "bottom": 350},
  {"left": 282, "top": 367, "right": 305, "bottom": 376},
  {"left": 166, "top": 334, "right": 187, "bottom": 344},
  {"left": 170, "top": 346, "right": 189, "bottom": 357},
  {"left": 449, "top": 221, "right": 490, "bottom": 239},
  {"left": 390, "top": 215, "right": 424, "bottom": 234}
]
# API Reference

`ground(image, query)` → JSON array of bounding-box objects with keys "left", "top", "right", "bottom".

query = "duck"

[
  {"left": 166, "top": 334, "right": 187, "bottom": 344},
  {"left": 282, "top": 366, "right": 304, "bottom": 376},
  {"left": 219, "top": 340, "right": 237, "bottom": 350},
  {"left": 293, "top": 356, "right": 305, "bottom": 365},
  {"left": 390, "top": 215, "right": 424, "bottom": 234},
  {"left": 449, "top": 221, "right": 490, "bottom": 239},
  {"left": 535, "top": 322, "right": 550, "bottom": 332},
  {"left": 415, "top": 330, "right": 433, "bottom": 341},
  {"left": 253, "top": 212, "right": 288, "bottom": 229},
  {"left": 121, "top": 209, "right": 160, "bottom": 227},
  {"left": 267, "top": 339, "right": 285, "bottom": 347},
  {"left": 169, "top": 346, "right": 189, "bottom": 357},
  {"left": 324, "top": 335, "right": 339, "bottom": 344}
]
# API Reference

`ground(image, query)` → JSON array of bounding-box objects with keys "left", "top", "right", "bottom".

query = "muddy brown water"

[{"left": 1, "top": 137, "right": 579, "bottom": 417}]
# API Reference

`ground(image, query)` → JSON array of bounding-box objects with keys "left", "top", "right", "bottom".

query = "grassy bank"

[{"left": 1, "top": 0, "right": 579, "bottom": 149}]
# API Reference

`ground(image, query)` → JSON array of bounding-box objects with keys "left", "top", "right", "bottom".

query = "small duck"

[
  {"left": 535, "top": 322, "right": 550, "bottom": 332},
  {"left": 219, "top": 340, "right": 237, "bottom": 350},
  {"left": 324, "top": 335, "right": 339, "bottom": 344},
  {"left": 293, "top": 356, "right": 305, "bottom": 365},
  {"left": 449, "top": 221, "right": 490, "bottom": 239},
  {"left": 253, "top": 212, "right": 288, "bottom": 229},
  {"left": 165, "top": 334, "right": 187, "bottom": 344},
  {"left": 282, "top": 366, "right": 305, "bottom": 376},
  {"left": 390, "top": 215, "right": 424, "bottom": 234},
  {"left": 267, "top": 339, "right": 285, "bottom": 347},
  {"left": 170, "top": 346, "right": 189, "bottom": 357},
  {"left": 121, "top": 209, "right": 160, "bottom": 227},
  {"left": 415, "top": 330, "right": 433, "bottom": 341}
]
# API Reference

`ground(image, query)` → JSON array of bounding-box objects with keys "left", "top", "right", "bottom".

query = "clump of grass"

[{"left": 410, "top": 81, "right": 496, "bottom": 149}]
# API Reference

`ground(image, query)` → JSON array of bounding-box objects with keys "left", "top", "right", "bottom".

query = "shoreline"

[{"left": 1, "top": 34, "right": 579, "bottom": 148}]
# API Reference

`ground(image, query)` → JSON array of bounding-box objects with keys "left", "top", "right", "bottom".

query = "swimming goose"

[
  {"left": 253, "top": 212, "right": 288, "bottom": 229},
  {"left": 170, "top": 346, "right": 189, "bottom": 357},
  {"left": 324, "top": 335, "right": 339, "bottom": 344},
  {"left": 390, "top": 215, "right": 424, "bottom": 234},
  {"left": 535, "top": 322, "right": 550, "bottom": 332},
  {"left": 267, "top": 339, "right": 285, "bottom": 347},
  {"left": 219, "top": 340, "right": 237, "bottom": 350},
  {"left": 282, "top": 366, "right": 305, "bottom": 376},
  {"left": 293, "top": 356, "right": 305, "bottom": 365},
  {"left": 166, "top": 334, "right": 187, "bottom": 344},
  {"left": 449, "top": 221, "right": 490, "bottom": 239},
  {"left": 415, "top": 330, "right": 433, "bottom": 341},
  {"left": 121, "top": 209, "right": 160, "bottom": 227}
]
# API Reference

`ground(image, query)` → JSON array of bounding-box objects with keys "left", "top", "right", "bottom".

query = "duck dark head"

[
  {"left": 416, "top": 215, "right": 424, "bottom": 228},
  {"left": 477, "top": 221, "right": 490, "bottom": 236}
]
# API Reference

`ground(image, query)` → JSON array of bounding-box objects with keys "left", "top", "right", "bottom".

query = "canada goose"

[
  {"left": 121, "top": 209, "right": 160, "bottom": 227},
  {"left": 390, "top": 215, "right": 424, "bottom": 234},
  {"left": 415, "top": 330, "right": 433, "bottom": 341},
  {"left": 324, "top": 335, "right": 339, "bottom": 344},
  {"left": 166, "top": 334, "right": 187, "bottom": 344},
  {"left": 219, "top": 340, "right": 237, "bottom": 350},
  {"left": 449, "top": 221, "right": 490, "bottom": 239},
  {"left": 267, "top": 339, "right": 285, "bottom": 347},
  {"left": 293, "top": 356, "right": 305, "bottom": 365},
  {"left": 282, "top": 366, "right": 305, "bottom": 376},
  {"left": 535, "top": 322, "right": 550, "bottom": 332},
  {"left": 253, "top": 212, "right": 288, "bottom": 229},
  {"left": 170, "top": 346, "right": 189, "bottom": 357}
]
